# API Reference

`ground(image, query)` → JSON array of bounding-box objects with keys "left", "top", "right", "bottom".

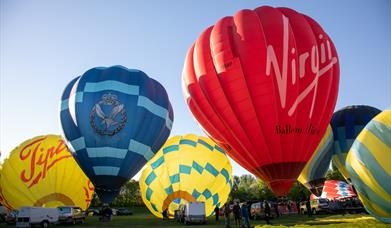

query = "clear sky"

[{"left": 1, "top": 0, "right": 390, "bottom": 179}]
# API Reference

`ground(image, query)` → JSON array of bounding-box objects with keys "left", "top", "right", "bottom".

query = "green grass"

[{"left": 50, "top": 207, "right": 390, "bottom": 228}]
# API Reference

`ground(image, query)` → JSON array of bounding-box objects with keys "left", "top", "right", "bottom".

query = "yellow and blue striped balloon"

[
  {"left": 346, "top": 109, "right": 391, "bottom": 223},
  {"left": 331, "top": 105, "right": 381, "bottom": 180},
  {"left": 298, "top": 125, "right": 334, "bottom": 196},
  {"left": 139, "top": 134, "right": 233, "bottom": 218}
]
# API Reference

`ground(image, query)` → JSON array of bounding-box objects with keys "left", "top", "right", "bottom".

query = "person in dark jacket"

[
  {"left": 241, "top": 202, "right": 250, "bottom": 228},
  {"left": 233, "top": 202, "right": 241, "bottom": 227},
  {"left": 214, "top": 206, "right": 220, "bottom": 221},
  {"left": 274, "top": 203, "right": 280, "bottom": 217},
  {"left": 224, "top": 203, "right": 231, "bottom": 228},
  {"left": 306, "top": 200, "right": 312, "bottom": 216},
  {"left": 264, "top": 201, "right": 271, "bottom": 225}
]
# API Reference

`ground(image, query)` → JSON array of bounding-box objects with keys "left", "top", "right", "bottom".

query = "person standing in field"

[
  {"left": 233, "top": 202, "right": 241, "bottom": 227},
  {"left": 241, "top": 202, "right": 250, "bottom": 228},
  {"left": 224, "top": 203, "right": 231, "bottom": 228},
  {"left": 214, "top": 205, "right": 220, "bottom": 221},
  {"left": 264, "top": 201, "right": 271, "bottom": 225}
]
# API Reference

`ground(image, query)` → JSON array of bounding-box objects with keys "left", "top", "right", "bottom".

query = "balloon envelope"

[
  {"left": 298, "top": 125, "right": 334, "bottom": 196},
  {"left": 139, "top": 134, "right": 233, "bottom": 218},
  {"left": 331, "top": 105, "right": 381, "bottom": 180},
  {"left": 346, "top": 110, "right": 391, "bottom": 223},
  {"left": 310, "top": 180, "right": 356, "bottom": 200},
  {"left": 182, "top": 6, "right": 339, "bottom": 196},
  {"left": 60, "top": 66, "right": 173, "bottom": 203},
  {"left": 0, "top": 135, "right": 94, "bottom": 210}
]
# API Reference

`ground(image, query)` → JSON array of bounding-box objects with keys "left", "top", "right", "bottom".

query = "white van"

[
  {"left": 179, "top": 202, "right": 206, "bottom": 225},
  {"left": 16, "top": 207, "right": 59, "bottom": 228}
]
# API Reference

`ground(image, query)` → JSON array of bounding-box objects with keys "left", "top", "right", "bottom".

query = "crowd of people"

[{"left": 219, "top": 201, "right": 272, "bottom": 228}]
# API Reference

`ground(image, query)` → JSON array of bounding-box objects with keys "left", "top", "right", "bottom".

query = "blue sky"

[{"left": 1, "top": 0, "right": 390, "bottom": 179}]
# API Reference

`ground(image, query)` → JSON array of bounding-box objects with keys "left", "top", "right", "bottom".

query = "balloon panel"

[
  {"left": 60, "top": 66, "right": 173, "bottom": 203},
  {"left": 298, "top": 125, "right": 334, "bottom": 196},
  {"left": 139, "top": 135, "right": 233, "bottom": 218},
  {"left": 331, "top": 105, "right": 381, "bottom": 180},
  {"left": 0, "top": 135, "right": 94, "bottom": 210},
  {"left": 182, "top": 6, "right": 339, "bottom": 196},
  {"left": 310, "top": 180, "right": 356, "bottom": 200},
  {"left": 346, "top": 110, "right": 391, "bottom": 223}
]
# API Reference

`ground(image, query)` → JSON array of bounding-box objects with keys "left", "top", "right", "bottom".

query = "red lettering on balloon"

[
  {"left": 19, "top": 137, "right": 72, "bottom": 188},
  {"left": 266, "top": 15, "right": 338, "bottom": 118}
]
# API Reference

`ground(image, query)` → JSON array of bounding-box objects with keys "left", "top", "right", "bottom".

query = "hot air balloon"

[
  {"left": 182, "top": 6, "right": 339, "bottom": 196},
  {"left": 331, "top": 105, "right": 381, "bottom": 180},
  {"left": 298, "top": 125, "right": 334, "bottom": 196},
  {"left": 0, "top": 135, "right": 94, "bottom": 210},
  {"left": 309, "top": 180, "right": 356, "bottom": 200},
  {"left": 139, "top": 134, "right": 232, "bottom": 218},
  {"left": 346, "top": 109, "right": 391, "bottom": 223},
  {"left": 60, "top": 66, "right": 173, "bottom": 203},
  {"left": 0, "top": 165, "right": 13, "bottom": 211}
]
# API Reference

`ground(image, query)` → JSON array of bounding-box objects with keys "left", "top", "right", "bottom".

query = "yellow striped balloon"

[
  {"left": 346, "top": 110, "right": 391, "bottom": 223},
  {"left": 139, "top": 134, "right": 233, "bottom": 218},
  {"left": 0, "top": 135, "right": 94, "bottom": 210},
  {"left": 298, "top": 125, "right": 334, "bottom": 196},
  {"left": 0, "top": 165, "right": 13, "bottom": 210}
]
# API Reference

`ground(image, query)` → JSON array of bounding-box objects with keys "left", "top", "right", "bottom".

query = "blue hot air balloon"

[
  {"left": 59, "top": 66, "right": 173, "bottom": 203},
  {"left": 331, "top": 105, "right": 380, "bottom": 181}
]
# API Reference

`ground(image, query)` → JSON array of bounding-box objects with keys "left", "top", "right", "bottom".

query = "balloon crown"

[{"left": 102, "top": 93, "right": 118, "bottom": 105}]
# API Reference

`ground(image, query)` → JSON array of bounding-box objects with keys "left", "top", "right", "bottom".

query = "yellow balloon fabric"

[
  {"left": 0, "top": 135, "right": 94, "bottom": 210},
  {"left": 139, "top": 134, "right": 233, "bottom": 218},
  {"left": 0, "top": 165, "right": 13, "bottom": 210},
  {"left": 346, "top": 110, "right": 391, "bottom": 223},
  {"left": 298, "top": 125, "right": 334, "bottom": 196}
]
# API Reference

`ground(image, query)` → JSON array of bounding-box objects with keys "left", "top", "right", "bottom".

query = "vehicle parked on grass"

[
  {"left": 58, "top": 206, "right": 86, "bottom": 224},
  {"left": 5, "top": 210, "right": 18, "bottom": 225},
  {"left": 250, "top": 201, "right": 277, "bottom": 219},
  {"left": 16, "top": 207, "right": 58, "bottom": 228},
  {"left": 300, "top": 198, "right": 330, "bottom": 215},
  {"left": 178, "top": 202, "right": 206, "bottom": 225},
  {"left": 116, "top": 208, "right": 133, "bottom": 216},
  {"left": 0, "top": 206, "right": 8, "bottom": 222},
  {"left": 87, "top": 208, "right": 100, "bottom": 216}
]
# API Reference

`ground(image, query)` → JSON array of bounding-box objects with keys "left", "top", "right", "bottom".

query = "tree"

[
  {"left": 90, "top": 180, "right": 143, "bottom": 208},
  {"left": 326, "top": 163, "right": 346, "bottom": 181}
]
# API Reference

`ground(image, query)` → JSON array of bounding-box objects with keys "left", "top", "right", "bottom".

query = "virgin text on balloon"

[{"left": 266, "top": 15, "right": 338, "bottom": 118}]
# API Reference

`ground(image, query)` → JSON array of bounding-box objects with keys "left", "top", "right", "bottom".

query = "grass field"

[{"left": 45, "top": 207, "right": 389, "bottom": 228}]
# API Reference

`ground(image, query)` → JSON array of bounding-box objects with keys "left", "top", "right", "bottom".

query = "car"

[
  {"left": 5, "top": 210, "right": 18, "bottom": 225},
  {"left": 300, "top": 198, "right": 330, "bottom": 215},
  {"left": 116, "top": 208, "right": 133, "bottom": 216},
  {"left": 0, "top": 206, "right": 8, "bottom": 222},
  {"left": 87, "top": 208, "right": 100, "bottom": 216},
  {"left": 250, "top": 201, "right": 277, "bottom": 219},
  {"left": 16, "top": 207, "right": 58, "bottom": 228},
  {"left": 58, "top": 206, "right": 86, "bottom": 225}
]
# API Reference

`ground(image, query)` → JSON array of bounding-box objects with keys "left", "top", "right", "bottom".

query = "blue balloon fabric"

[
  {"left": 60, "top": 66, "right": 173, "bottom": 203},
  {"left": 331, "top": 105, "right": 380, "bottom": 180}
]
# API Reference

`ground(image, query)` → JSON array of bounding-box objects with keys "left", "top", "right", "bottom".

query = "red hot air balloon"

[{"left": 182, "top": 6, "right": 339, "bottom": 196}]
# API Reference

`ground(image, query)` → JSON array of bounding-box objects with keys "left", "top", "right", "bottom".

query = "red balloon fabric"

[
  {"left": 310, "top": 180, "right": 356, "bottom": 200},
  {"left": 182, "top": 6, "right": 339, "bottom": 196}
]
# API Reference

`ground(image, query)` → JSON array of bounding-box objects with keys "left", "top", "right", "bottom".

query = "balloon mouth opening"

[
  {"left": 34, "top": 193, "right": 75, "bottom": 207},
  {"left": 162, "top": 191, "right": 196, "bottom": 218},
  {"left": 268, "top": 180, "right": 295, "bottom": 196}
]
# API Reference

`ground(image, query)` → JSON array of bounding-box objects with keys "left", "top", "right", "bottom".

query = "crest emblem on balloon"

[{"left": 90, "top": 93, "right": 127, "bottom": 136}]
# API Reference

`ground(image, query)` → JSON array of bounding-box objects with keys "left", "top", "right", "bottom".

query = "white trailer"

[
  {"left": 180, "top": 201, "right": 206, "bottom": 225},
  {"left": 16, "top": 206, "right": 59, "bottom": 228}
]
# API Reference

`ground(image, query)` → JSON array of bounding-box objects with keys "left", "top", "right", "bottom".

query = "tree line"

[{"left": 90, "top": 165, "right": 345, "bottom": 208}]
